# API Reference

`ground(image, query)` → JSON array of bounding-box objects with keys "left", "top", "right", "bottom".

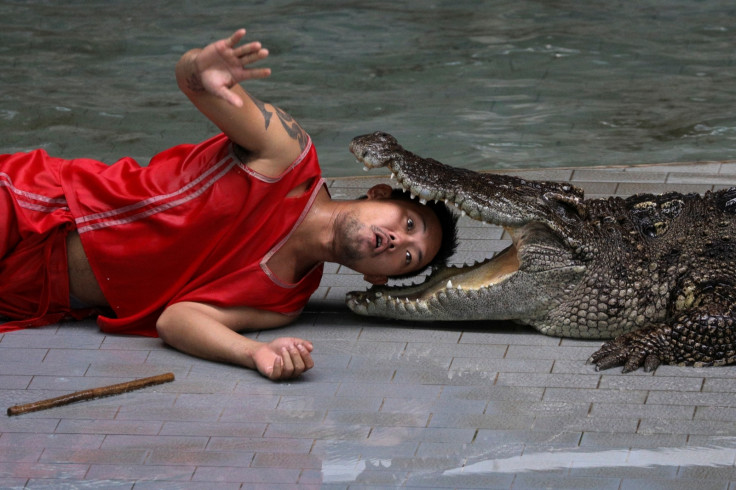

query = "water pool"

[{"left": 1, "top": 0, "right": 735, "bottom": 177}]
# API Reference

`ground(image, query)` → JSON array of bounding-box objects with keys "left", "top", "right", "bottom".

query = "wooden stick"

[{"left": 7, "top": 372, "right": 175, "bottom": 416}]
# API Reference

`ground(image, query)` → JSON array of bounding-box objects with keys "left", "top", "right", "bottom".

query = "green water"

[{"left": 1, "top": 0, "right": 735, "bottom": 177}]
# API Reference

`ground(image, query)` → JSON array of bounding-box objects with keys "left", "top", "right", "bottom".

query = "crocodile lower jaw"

[{"left": 346, "top": 244, "right": 520, "bottom": 312}]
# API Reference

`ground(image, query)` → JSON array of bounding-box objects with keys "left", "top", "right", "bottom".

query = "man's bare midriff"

[{"left": 66, "top": 231, "right": 109, "bottom": 307}]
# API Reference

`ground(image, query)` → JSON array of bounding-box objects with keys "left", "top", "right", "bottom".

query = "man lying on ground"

[{"left": 0, "top": 28, "right": 457, "bottom": 380}]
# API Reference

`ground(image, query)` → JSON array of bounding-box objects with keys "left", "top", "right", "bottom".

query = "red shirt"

[{"left": 60, "top": 133, "right": 324, "bottom": 336}]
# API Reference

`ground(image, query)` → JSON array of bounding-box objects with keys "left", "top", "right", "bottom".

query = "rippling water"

[{"left": 1, "top": 0, "right": 735, "bottom": 177}]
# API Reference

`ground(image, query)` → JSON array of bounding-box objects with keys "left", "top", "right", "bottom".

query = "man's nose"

[{"left": 388, "top": 232, "right": 405, "bottom": 249}]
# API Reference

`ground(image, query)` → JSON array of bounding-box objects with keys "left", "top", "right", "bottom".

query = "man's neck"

[{"left": 272, "top": 187, "right": 336, "bottom": 280}]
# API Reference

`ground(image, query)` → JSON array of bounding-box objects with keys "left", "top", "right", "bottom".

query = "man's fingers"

[
  {"left": 241, "top": 50, "right": 269, "bottom": 68},
  {"left": 228, "top": 28, "right": 246, "bottom": 47},
  {"left": 233, "top": 41, "right": 264, "bottom": 57},
  {"left": 258, "top": 339, "right": 315, "bottom": 381},
  {"left": 269, "top": 355, "right": 282, "bottom": 380},
  {"left": 289, "top": 345, "right": 306, "bottom": 373},
  {"left": 215, "top": 87, "right": 243, "bottom": 108},
  {"left": 280, "top": 347, "right": 295, "bottom": 378},
  {"left": 298, "top": 344, "right": 315, "bottom": 370},
  {"left": 239, "top": 67, "right": 272, "bottom": 81}
]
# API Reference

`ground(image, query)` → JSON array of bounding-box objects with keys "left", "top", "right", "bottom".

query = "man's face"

[{"left": 333, "top": 196, "right": 442, "bottom": 283}]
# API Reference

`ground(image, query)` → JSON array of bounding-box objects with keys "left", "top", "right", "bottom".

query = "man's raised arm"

[{"left": 175, "top": 29, "right": 306, "bottom": 176}]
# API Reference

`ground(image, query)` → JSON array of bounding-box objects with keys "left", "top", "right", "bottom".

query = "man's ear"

[
  {"left": 364, "top": 274, "right": 389, "bottom": 285},
  {"left": 365, "top": 184, "right": 393, "bottom": 200}
]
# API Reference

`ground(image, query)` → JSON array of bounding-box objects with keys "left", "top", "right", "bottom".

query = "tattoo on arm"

[
  {"left": 245, "top": 93, "right": 308, "bottom": 151},
  {"left": 246, "top": 93, "right": 273, "bottom": 130},
  {"left": 274, "top": 106, "right": 308, "bottom": 151},
  {"left": 186, "top": 74, "right": 205, "bottom": 94}
]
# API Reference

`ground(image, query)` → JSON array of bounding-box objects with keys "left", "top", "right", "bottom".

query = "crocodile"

[{"left": 346, "top": 131, "right": 736, "bottom": 373}]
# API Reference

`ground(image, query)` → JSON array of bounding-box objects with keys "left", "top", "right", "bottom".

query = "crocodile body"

[{"left": 346, "top": 132, "right": 736, "bottom": 373}]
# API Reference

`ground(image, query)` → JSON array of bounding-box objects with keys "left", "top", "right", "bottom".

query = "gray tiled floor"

[{"left": 3, "top": 161, "right": 736, "bottom": 489}]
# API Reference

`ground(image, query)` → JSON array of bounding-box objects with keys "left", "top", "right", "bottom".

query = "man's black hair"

[{"left": 385, "top": 188, "right": 459, "bottom": 280}]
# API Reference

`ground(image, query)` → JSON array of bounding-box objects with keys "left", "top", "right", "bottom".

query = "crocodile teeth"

[
  {"left": 363, "top": 166, "right": 369, "bottom": 172},
  {"left": 447, "top": 280, "right": 453, "bottom": 289}
]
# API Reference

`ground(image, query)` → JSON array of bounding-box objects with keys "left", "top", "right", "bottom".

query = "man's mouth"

[{"left": 373, "top": 228, "right": 389, "bottom": 253}]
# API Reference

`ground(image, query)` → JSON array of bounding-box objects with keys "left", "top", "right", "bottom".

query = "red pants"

[{"left": 0, "top": 151, "right": 89, "bottom": 331}]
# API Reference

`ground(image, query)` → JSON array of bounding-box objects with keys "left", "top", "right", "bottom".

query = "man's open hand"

[{"left": 192, "top": 28, "right": 271, "bottom": 107}]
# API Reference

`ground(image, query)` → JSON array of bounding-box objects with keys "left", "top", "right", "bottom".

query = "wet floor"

[{"left": 2, "top": 161, "right": 736, "bottom": 488}]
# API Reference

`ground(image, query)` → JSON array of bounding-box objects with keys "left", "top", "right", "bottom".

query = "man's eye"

[
  {"left": 407, "top": 218, "right": 414, "bottom": 231},
  {"left": 405, "top": 250, "right": 412, "bottom": 265}
]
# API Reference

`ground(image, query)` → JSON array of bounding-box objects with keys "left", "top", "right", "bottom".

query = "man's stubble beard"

[{"left": 334, "top": 212, "right": 365, "bottom": 262}]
